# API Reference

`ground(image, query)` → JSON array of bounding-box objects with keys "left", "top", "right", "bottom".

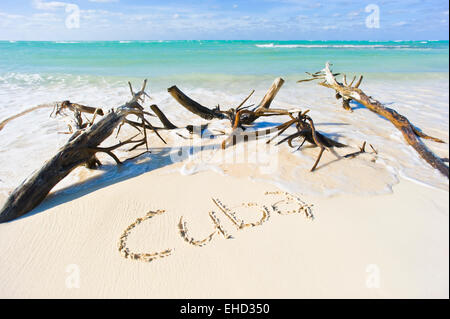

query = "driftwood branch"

[
  {"left": 150, "top": 104, "right": 178, "bottom": 129},
  {"left": 167, "top": 86, "right": 227, "bottom": 120},
  {"left": 51, "top": 101, "right": 104, "bottom": 118},
  {"left": 298, "top": 62, "right": 448, "bottom": 178},
  {"left": 4, "top": 65, "right": 443, "bottom": 224},
  {"left": 0, "top": 80, "right": 155, "bottom": 223},
  {"left": 0, "top": 103, "right": 56, "bottom": 132},
  {"left": 221, "top": 108, "right": 346, "bottom": 171},
  {"left": 237, "top": 78, "right": 285, "bottom": 125},
  {"left": 167, "top": 78, "right": 284, "bottom": 125},
  {"left": 0, "top": 100, "right": 105, "bottom": 133}
]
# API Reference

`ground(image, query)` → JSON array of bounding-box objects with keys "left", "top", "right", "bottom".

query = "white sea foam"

[{"left": 255, "top": 44, "right": 414, "bottom": 49}]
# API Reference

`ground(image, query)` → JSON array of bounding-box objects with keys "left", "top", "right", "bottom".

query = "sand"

[{"left": 0, "top": 164, "right": 448, "bottom": 298}]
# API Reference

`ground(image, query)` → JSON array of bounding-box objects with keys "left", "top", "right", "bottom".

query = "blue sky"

[{"left": 0, "top": 0, "right": 448, "bottom": 40}]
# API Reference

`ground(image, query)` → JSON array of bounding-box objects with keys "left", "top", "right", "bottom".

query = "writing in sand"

[{"left": 118, "top": 191, "right": 314, "bottom": 262}]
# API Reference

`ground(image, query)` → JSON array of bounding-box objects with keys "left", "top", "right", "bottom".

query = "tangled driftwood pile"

[{"left": 0, "top": 63, "right": 447, "bottom": 223}]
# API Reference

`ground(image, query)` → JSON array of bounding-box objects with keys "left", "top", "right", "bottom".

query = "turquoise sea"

[{"left": 0, "top": 40, "right": 448, "bottom": 79}]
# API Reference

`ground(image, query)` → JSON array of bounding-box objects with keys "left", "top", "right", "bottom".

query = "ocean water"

[
  {"left": 1, "top": 40, "right": 448, "bottom": 78},
  {"left": 0, "top": 40, "right": 448, "bottom": 197}
]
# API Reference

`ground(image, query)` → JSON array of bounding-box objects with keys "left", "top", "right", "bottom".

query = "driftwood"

[
  {"left": 168, "top": 78, "right": 285, "bottom": 125},
  {"left": 298, "top": 62, "right": 448, "bottom": 178},
  {"left": 122, "top": 103, "right": 208, "bottom": 139},
  {"left": 3, "top": 68, "right": 444, "bottom": 223},
  {"left": 167, "top": 86, "right": 226, "bottom": 121},
  {"left": 51, "top": 100, "right": 104, "bottom": 118},
  {"left": 0, "top": 80, "right": 157, "bottom": 223},
  {"left": 221, "top": 108, "right": 346, "bottom": 171},
  {"left": 150, "top": 104, "right": 178, "bottom": 129},
  {"left": 167, "top": 77, "right": 347, "bottom": 171},
  {"left": 0, "top": 101, "right": 105, "bottom": 133},
  {"left": 0, "top": 103, "right": 55, "bottom": 132}
]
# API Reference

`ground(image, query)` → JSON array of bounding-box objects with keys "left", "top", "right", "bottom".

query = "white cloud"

[
  {"left": 393, "top": 21, "right": 408, "bottom": 27},
  {"left": 0, "top": 0, "right": 445, "bottom": 40},
  {"left": 32, "top": 12, "right": 60, "bottom": 21},
  {"left": 0, "top": 12, "right": 24, "bottom": 19},
  {"left": 347, "top": 10, "right": 360, "bottom": 17},
  {"left": 32, "top": 0, "right": 69, "bottom": 10},
  {"left": 88, "top": 0, "right": 119, "bottom": 3}
]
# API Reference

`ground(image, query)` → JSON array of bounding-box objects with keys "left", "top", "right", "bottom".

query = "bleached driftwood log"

[
  {"left": 298, "top": 62, "right": 448, "bottom": 178},
  {"left": 0, "top": 80, "right": 157, "bottom": 223}
]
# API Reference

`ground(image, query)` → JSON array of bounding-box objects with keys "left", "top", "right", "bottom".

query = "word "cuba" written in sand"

[{"left": 117, "top": 191, "right": 313, "bottom": 263}]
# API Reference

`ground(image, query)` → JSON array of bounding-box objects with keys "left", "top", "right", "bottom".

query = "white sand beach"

[{"left": 0, "top": 165, "right": 448, "bottom": 298}]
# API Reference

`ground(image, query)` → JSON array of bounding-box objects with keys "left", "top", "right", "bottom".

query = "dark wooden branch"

[
  {"left": 150, "top": 104, "right": 178, "bottom": 129},
  {"left": 167, "top": 86, "right": 226, "bottom": 120},
  {"left": 0, "top": 81, "right": 153, "bottom": 223},
  {"left": 167, "top": 78, "right": 284, "bottom": 126}
]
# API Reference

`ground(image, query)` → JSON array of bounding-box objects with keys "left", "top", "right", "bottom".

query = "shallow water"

[{"left": 0, "top": 40, "right": 448, "bottom": 197}]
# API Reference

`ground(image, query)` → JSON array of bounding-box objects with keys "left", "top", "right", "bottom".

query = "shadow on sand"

[
  {"left": 13, "top": 119, "right": 352, "bottom": 222},
  {"left": 15, "top": 142, "right": 219, "bottom": 222}
]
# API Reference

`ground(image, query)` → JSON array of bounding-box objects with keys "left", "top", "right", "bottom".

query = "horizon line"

[{"left": 1, "top": 39, "right": 449, "bottom": 42}]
